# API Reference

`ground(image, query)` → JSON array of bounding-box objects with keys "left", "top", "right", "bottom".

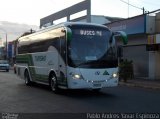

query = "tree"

[{"left": 119, "top": 59, "right": 134, "bottom": 82}]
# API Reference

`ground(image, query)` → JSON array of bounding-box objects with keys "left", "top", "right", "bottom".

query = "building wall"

[
  {"left": 148, "top": 34, "right": 160, "bottom": 80},
  {"left": 146, "top": 15, "right": 155, "bottom": 34},
  {"left": 149, "top": 50, "right": 160, "bottom": 80},
  {"left": 118, "top": 34, "right": 149, "bottom": 78},
  {"left": 156, "top": 13, "right": 160, "bottom": 33},
  {"left": 155, "top": 50, "right": 160, "bottom": 79},
  {"left": 123, "top": 45, "right": 149, "bottom": 77}
]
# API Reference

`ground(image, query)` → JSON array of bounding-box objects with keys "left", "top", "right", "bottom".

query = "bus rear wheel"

[
  {"left": 50, "top": 74, "right": 59, "bottom": 93},
  {"left": 24, "top": 70, "right": 31, "bottom": 86}
]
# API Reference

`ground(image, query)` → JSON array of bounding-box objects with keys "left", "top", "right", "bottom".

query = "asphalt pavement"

[{"left": 1, "top": 69, "right": 160, "bottom": 115}]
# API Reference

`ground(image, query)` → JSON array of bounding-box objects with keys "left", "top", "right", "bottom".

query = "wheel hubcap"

[
  {"left": 25, "top": 74, "right": 28, "bottom": 84},
  {"left": 51, "top": 76, "right": 56, "bottom": 91}
]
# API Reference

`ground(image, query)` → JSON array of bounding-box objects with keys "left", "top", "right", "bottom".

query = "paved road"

[{"left": 0, "top": 70, "right": 160, "bottom": 115}]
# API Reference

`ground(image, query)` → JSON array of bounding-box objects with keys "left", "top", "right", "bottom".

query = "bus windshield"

[{"left": 68, "top": 25, "right": 118, "bottom": 68}]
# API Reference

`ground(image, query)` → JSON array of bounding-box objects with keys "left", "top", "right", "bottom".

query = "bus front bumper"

[{"left": 67, "top": 78, "right": 119, "bottom": 89}]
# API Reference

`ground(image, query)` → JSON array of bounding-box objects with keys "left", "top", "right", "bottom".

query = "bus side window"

[{"left": 60, "top": 37, "right": 66, "bottom": 63}]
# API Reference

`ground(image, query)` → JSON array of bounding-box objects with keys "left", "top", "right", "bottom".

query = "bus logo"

[
  {"left": 95, "top": 71, "right": 100, "bottom": 75},
  {"left": 103, "top": 70, "right": 109, "bottom": 75}
]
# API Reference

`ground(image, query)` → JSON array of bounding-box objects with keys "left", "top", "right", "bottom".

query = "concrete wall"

[
  {"left": 149, "top": 50, "right": 160, "bottom": 80},
  {"left": 146, "top": 16, "right": 155, "bottom": 34},
  {"left": 123, "top": 45, "right": 149, "bottom": 78},
  {"left": 155, "top": 50, "right": 160, "bottom": 79},
  {"left": 156, "top": 12, "right": 160, "bottom": 33},
  {"left": 40, "top": 0, "right": 91, "bottom": 28},
  {"left": 117, "top": 34, "right": 149, "bottom": 78}
]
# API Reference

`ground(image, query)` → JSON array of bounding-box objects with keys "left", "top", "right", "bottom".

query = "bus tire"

[
  {"left": 50, "top": 73, "right": 59, "bottom": 93},
  {"left": 24, "top": 70, "right": 31, "bottom": 86}
]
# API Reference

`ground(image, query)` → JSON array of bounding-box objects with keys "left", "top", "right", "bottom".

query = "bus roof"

[
  {"left": 18, "top": 22, "right": 110, "bottom": 46},
  {"left": 19, "top": 22, "right": 109, "bottom": 39}
]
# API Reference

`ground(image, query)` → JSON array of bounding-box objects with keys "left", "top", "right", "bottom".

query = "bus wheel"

[
  {"left": 24, "top": 70, "right": 31, "bottom": 86},
  {"left": 50, "top": 74, "right": 59, "bottom": 93}
]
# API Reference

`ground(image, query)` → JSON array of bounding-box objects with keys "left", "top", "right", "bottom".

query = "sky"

[{"left": 0, "top": 0, "right": 160, "bottom": 26}]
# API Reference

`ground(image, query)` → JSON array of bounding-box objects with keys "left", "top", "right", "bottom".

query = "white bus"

[{"left": 16, "top": 22, "right": 127, "bottom": 93}]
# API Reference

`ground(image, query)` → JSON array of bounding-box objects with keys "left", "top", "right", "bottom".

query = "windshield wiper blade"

[{"left": 76, "top": 60, "right": 98, "bottom": 67}]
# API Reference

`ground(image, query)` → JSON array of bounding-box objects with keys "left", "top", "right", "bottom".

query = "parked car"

[{"left": 0, "top": 60, "right": 10, "bottom": 72}]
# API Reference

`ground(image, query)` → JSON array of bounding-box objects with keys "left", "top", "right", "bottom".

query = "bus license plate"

[{"left": 93, "top": 83, "right": 101, "bottom": 87}]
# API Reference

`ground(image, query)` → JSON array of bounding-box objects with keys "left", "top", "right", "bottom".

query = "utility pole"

[{"left": 143, "top": 7, "right": 145, "bottom": 14}]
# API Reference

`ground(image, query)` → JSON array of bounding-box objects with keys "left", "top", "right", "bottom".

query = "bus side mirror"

[{"left": 113, "top": 31, "right": 128, "bottom": 45}]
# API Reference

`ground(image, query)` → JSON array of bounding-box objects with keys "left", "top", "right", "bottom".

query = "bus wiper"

[{"left": 77, "top": 60, "right": 97, "bottom": 67}]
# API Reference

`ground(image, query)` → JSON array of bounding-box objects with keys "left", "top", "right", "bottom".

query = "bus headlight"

[
  {"left": 112, "top": 72, "right": 118, "bottom": 78},
  {"left": 72, "top": 74, "right": 83, "bottom": 80}
]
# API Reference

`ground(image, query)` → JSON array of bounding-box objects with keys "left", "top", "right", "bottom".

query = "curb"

[{"left": 119, "top": 82, "right": 160, "bottom": 90}]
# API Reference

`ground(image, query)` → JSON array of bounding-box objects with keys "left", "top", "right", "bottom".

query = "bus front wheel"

[
  {"left": 24, "top": 70, "right": 31, "bottom": 86},
  {"left": 50, "top": 74, "right": 59, "bottom": 93}
]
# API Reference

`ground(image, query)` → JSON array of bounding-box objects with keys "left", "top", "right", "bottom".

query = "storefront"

[{"left": 106, "top": 13, "right": 160, "bottom": 80}]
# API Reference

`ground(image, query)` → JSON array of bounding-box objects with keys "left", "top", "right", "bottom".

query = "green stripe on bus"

[{"left": 17, "top": 54, "right": 36, "bottom": 80}]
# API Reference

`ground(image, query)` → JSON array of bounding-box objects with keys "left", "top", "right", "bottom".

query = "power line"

[
  {"left": 119, "top": 0, "right": 148, "bottom": 17},
  {"left": 120, "top": 0, "right": 143, "bottom": 10}
]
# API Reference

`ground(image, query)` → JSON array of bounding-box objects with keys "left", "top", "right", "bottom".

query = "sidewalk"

[{"left": 119, "top": 78, "right": 160, "bottom": 90}]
